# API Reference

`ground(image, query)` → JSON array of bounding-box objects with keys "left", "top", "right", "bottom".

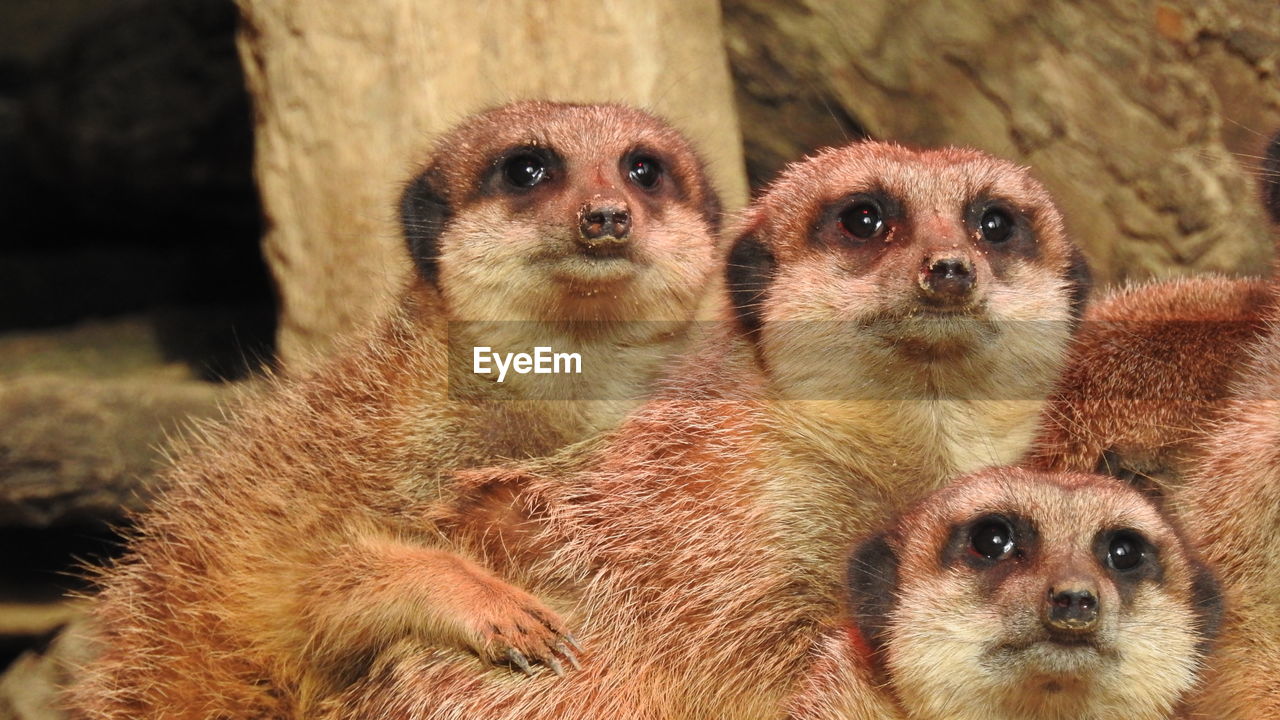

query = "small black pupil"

[
  {"left": 505, "top": 155, "right": 544, "bottom": 187},
  {"left": 1109, "top": 536, "right": 1141, "bottom": 570},
  {"left": 972, "top": 521, "right": 1013, "bottom": 559},
  {"left": 631, "top": 158, "right": 659, "bottom": 188},
  {"left": 841, "top": 203, "right": 883, "bottom": 239},
  {"left": 981, "top": 209, "right": 1012, "bottom": 242}
]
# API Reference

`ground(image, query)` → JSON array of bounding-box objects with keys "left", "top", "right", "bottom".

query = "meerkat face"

[
  {"left": 846, "top": 468, "right": 1221, "bottom": 720},
  {"left": 727, "top": 142, "right": 1087, "bottom": 400},
  {"left": 400, "top": 102, "right": 721, "bottom": 326}
]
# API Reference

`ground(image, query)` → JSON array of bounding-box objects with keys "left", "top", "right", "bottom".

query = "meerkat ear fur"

[
  {"left": 400, "top": 166, "right": 452, "bottom": 285},
  {"left": 844, "top": 533, "right": 900, "bottom": 659},
  {"left": 1189, "top": 561, "right": 1224, "bottom": 654},
  {"left": 693, "top": 170, "right": 723, "bottom": 236},
  {"left": 1065, "top": 244, "right": 1093, "bottom": 324},
  {"left": 725, "top": 223, "right": 776, "bottom": 337}
]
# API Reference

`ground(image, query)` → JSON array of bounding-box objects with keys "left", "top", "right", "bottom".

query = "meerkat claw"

[
  {"left": 556, "top": 643, "right": 581, "bottom": 670},
  {"left": 507, "top": 649, "right": 533, "bottom": 675},
  {"left": 548, "top": 658, "right": 566, "bottom": 677},
  {"left": 564, "top": 632, "right": 583, "bottom": 652}
]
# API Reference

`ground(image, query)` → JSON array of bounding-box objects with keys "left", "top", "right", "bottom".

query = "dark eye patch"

[
  {"left": 964, "top": 196, "right": 1037, "bottom": 261},
  {"left": 811, "top": 191, "right": 902, "bottom": 271},
  {"left": 838, "top": 200, "right": 886, "bottom": 240},
  {"left": 619, "top": 144, "right": 699, "bottom": 219},
  {"left": 1092, "top": 528, "right": 1164, "bottom": 604},
  {"left": 483, "top": 145, "right": 563, "bottom": 197},
  {"left": 941, "top": 512, "right": 1038, "bottom": 594},
  {"left": 970, "top": 517, "right": 1015, "bottom": 561}
]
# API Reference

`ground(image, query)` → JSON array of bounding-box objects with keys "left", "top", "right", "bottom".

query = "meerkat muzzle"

[
  {"left": 1044, "top": 583, "right": 1100, "bottom": 633},
  {"left": 919, "top": 255, "right": 975, "bottom": 303},
  {"left": 578, "top": 200, "right": 632, "bottom": 249}
]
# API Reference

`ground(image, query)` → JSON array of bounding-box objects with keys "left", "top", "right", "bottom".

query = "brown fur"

[
  {"left": 65, "top": 101, "right": 723, "bottom": 718},
  {"left": 1032, "top": 129, "right": 1280, "bottom": 488},
  {"left": 315, "top": 141, "right": 1085, "bottom": 719},
  {"left": 1173, "top": 317, "right": 1280, "bottom": 719},
  {"left": 1173, "top": 128, "right": 1280, "bottom": 720},
  {"left": 1030, "top": 275, "right": 1272, "bottom": 486},
  {"left": 789, "top": 468, "right": 1221, "bottom": 720},
  {"left": 1031, "top": 128, "right": 1280, "bottom": 718}
]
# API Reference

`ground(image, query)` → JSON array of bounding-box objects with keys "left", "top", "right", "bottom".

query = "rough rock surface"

[{"left": 724, "top": 0, "right": 1280, "bottom": 284}]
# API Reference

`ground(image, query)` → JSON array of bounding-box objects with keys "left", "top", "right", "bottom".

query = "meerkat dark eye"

[
  {"left": 1107, "top": 531, "right": 1144, "bottom": 571},
  {"left": 970, "top": 518, "right": 1015, "bottom": 561},
  {"left": 838, "top": 201, "right": 884, "bottom": 240},
  {"left": 628, "top": 155, "right": 663, "bottom": 190},
  {"left": 980, "top": 208, "right": 1014, "bottom": 243},
  {"left": 503, "top": 153, "right": 547, "bottom": 189}
]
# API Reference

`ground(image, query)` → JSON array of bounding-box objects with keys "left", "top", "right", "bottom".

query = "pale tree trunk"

[
  {"left": 234, "top": 0, "right": 748, "bottom": 367},
  {"left": 725, "top": 0, "right": 1280, "bottom": 285}
]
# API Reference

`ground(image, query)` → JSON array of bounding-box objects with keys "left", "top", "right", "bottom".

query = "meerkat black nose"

[
  {"left": 1045, "top": 585, "right": 1100, "bottom": 632},
  {"left": 920, "top": 256, "right": 975, "bottom": 301},
  {"left": 578, "top": 201, "right": 631, "bottom": 245}
]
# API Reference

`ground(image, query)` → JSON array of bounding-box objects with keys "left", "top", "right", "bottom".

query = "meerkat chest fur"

[{"left": 447, "top": 317, "right": 698, "bottom": 440}]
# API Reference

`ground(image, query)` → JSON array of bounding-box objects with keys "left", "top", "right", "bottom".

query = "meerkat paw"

[{"left": 464, "top": 583, "right": 582, "bottom": 677}]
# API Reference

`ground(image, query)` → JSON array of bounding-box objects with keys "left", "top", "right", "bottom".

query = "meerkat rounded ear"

[
  {"left": 400, "top": 167, "right": 452, "bottom": 285},
  {"left": 1065, "top": 245, "right": 1092, "bottom": 324},
  {"left": 1189, "top": 561, "right": 1224, "bottom": 655},
  {"left": 688, "top": 158, "right": 722, "bottom": 236},
  {"left": 725, "top": 226, "right": 776, "bottom": 337},
  {"left": 1264, "top": 129, "right": 1279, "bottom": 224},
  {"left": 845, "top": 533, "right": 900, "bottom": 659},
  {"left": 700, "top": 187, "right": 724, "bottom": 237}
]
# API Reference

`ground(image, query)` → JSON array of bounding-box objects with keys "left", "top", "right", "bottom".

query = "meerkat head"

[
  {"left": 399, "top": 101, "right": 721, "bottom": 328},
  {"left": 846, "top": 467, "right": 1221, "bottom": 720},
  {"left": 726, "top": 142, "right": 1088, "bottom": 401}
]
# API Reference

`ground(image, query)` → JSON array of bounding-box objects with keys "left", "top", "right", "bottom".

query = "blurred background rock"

[{"left": 0, "top": 0, "right": 1275, "bottom": 716}]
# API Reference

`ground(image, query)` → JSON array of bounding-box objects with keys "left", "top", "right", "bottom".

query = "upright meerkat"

[
  {"left": 1171, "top": 318, "right": 1280, "bottom": 720},
  {"left": 1031, "top": 130, "right": 1280, "bottom": 486},
  {"left": 66, "top": 101, "right": 723, "bottom": 719},
  {"left": 319, "top": 140, "right": 1087, "bottom": 720},
  {"left": 787, "top": 468, "right": 1222, "bottom": 720},
  {"left": 1172, "top": 133, "right": 1280, "bottom": 717}
]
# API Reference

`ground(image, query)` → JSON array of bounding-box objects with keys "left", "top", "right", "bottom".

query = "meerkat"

[
  {"left": 787, "top": 467, "right": 1222, "bottom": 720},
  {"left": 1031, "top": 129, "right": 1280, "bottom": 487},
  {"left": 1172, "top": 263, "right": 1280, "bottom": 718},
  {"left": 65, "top": 101, "right": 724, "bottom": 719},
  {"left": 316, "top": 140, "right": 1088, "bottom": 720}
]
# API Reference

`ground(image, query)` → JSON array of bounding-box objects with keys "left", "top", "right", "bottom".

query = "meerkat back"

[
  {"left": 1031, "top": 130, "right": 1280, "bottom": 487},
  {"left": 65, "top": 101, "right": 724, "bottom": 720},
  {"left": 790, "top": 467, "right": 1222, "bottom": 720}
]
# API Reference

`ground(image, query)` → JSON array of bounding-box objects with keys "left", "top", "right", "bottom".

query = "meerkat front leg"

[{"left": 297, "top": 533, "right": 580, "bottom": 677}]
